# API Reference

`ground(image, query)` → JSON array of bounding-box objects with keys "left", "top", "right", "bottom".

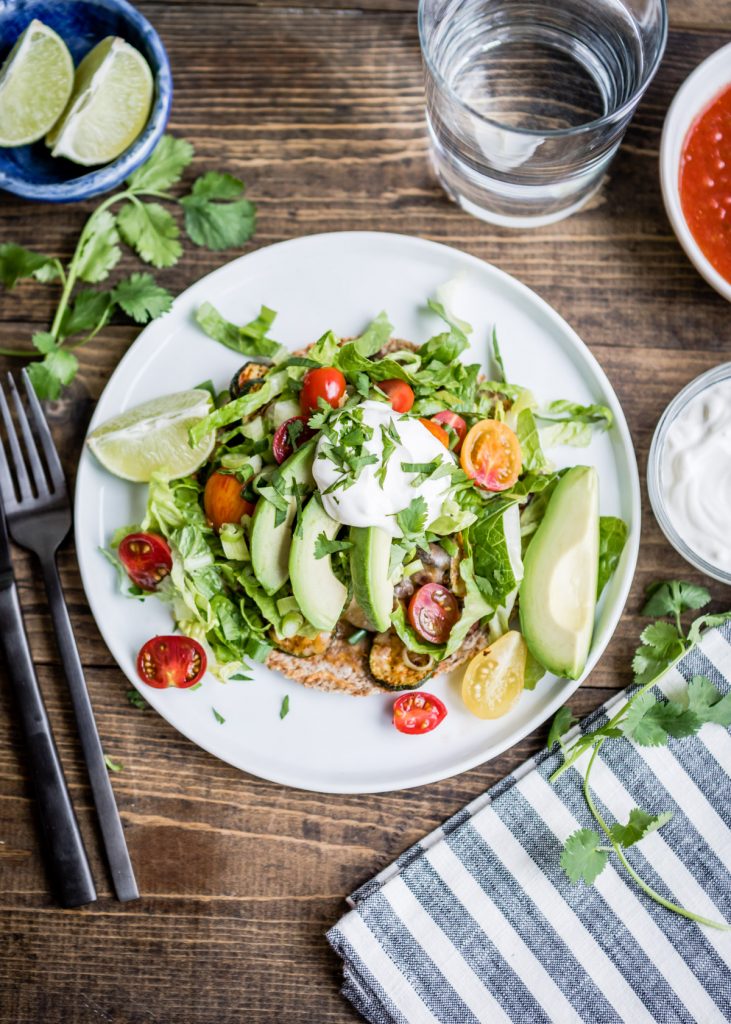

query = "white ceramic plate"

[{"left": 75, "top": 232, "right": 640, "bottom": 793}]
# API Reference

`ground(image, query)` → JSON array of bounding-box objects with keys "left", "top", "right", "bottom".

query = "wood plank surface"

[{"left": 1, "top": 1, "right": 730, "bottom": 1021}]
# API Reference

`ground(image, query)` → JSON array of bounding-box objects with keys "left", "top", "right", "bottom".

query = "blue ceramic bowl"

[{"left": 0, "top": 0, "right": 172, "bottom": 202}]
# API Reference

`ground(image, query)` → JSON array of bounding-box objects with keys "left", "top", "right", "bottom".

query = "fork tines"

[{"left": 0, "top": 371, "right": 66, "bottom": 510}]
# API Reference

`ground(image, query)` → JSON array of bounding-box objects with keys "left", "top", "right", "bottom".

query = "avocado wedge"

[
  {"left": 250, "top": 440, "right": 315, "bottom": 595},
  {"left": 519, "top": 465, "right": 599, "bottom": 680},
  {"left": 349, "top": 526, "right": 393, "bottom": 633},
  {"left": 289, "top": 496, "right": 347, "bottom": 632}
]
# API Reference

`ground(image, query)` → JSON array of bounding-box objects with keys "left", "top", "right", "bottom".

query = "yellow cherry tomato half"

[
  {"left": 460, "top": 419, "right": 522, "bottom": 491},
  {"left": 461, "top": 630, "right": 527, "bottom": 719}
]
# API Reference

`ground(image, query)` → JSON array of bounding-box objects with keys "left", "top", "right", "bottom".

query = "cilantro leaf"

[
  {"left": 642, "top": 580, "right": 710, "bottom": 619},
  {"left": 117, "top": 200, "right": 182, "bottom": 268},
  {"left": 687, "top": 675, "right": 731, "bottom": 727},
  {"left": 548, "top": 706, "right": 577, "bottom": 749},
  {"left": 279, "top": 695, "right": 290, "bottom": 720},
  {"left": 314, "top": 532, "right": 352, "bottom": 560},
  {"left": 59, "top": 289, "right": 114, "bottom": 339},
  {"left": 195, "top": 301, "right": 287, "bottom": 361},
  {"left": 31, "top": 331, "right": 56, "bottom": 354},
  {"left": 597, "top": 516, "right": 628, "bottom": 597},
  {"left": 0, "top": 243, "right": 57, "bottom": 288},
  {"left": 26, "top": 349, "right": 79, "bottom": 400},
  {"left": 396, "top": 496, "right": 428, "bottom": 539},
  {"left": 75, "top": 209, "right": 121, "bottom": 283},
  {"left": 687, "top": 611, "right": 731, "bottom": 646},
  {"left": 126, "top": 689, "right": 149, "bottom": 710},
  {"left": 112, "top": 272, "right": 173, "bottom": 324},
  {"left": 609, "top": 808, "right": 673, "bottom": 848},
  {"left": 631, "top": 620, "right": 686, "bottom": 686},
  {"left": 622, "top": 692, "right": 699, "bottom": 746},
  {"left": 126, "top": 134, "right": 194, "bottom": 192},
  {"left": 561, "top": 829, "right": 609, "bottom": 885},
  {"left": 181, "top": 172, "right": 256, "bottom": 250}
]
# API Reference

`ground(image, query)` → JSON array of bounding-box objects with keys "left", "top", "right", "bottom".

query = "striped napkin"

[{"left": 327, "top": 622, "right": 731, "bottom": 1023}]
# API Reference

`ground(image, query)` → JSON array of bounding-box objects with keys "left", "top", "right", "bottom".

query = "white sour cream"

[
  {"left": 313, "top": 400, "right": 453, "bottom": 537},
  {"left": 661, "top": 378, "right": 731, "bottom": 573}
]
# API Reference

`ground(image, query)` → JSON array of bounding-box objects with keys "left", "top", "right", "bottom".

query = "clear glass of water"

[{"left": 419, "top": 0, "right": 668, "bottom": 227}]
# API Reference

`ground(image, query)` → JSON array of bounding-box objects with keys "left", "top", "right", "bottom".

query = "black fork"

[{"left": 0, "top": 371, "right": 138, "bottom": 902}]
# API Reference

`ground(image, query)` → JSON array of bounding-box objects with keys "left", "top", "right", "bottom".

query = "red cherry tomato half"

[
  {"left": 432, "top": 411, "right": 467, "bottom": 452},
  {"left": 299, "top": 366, "right": 347, "bottom": 416},
  {"left": 118, "top": 532, "right": 172, "bottom": 591},
  {"left": 136, "top": 635, "right": 207, "bottom": 689},
  {"left": 418, "top": 417, "right": 450, "bottom": 449},
  {"left": 272, "top": 415, "right": 314, "bottom": 464},
  {"left": 393, "top": 691, "right": 448, "bottom": 734},
  {"left": 204, "top": 471, "right": 255, "bottom": 531},
  {"left": 408, "top": 582, "right": 460, "bottom": 644},
  {"left": 378, "top": 378, "right": 415, "bottom": 413}
]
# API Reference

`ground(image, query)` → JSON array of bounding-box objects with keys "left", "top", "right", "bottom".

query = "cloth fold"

[{"left": 327, "top": 623, "right": 731, "bottom": 1024}]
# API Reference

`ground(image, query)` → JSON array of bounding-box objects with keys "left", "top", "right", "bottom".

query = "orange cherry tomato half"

[
  {"left": 136, "top": 635, "right": 207, "bottom": 689},
  {"left": 118, "top": 532, "right": 172, "bottom": 591},
  {"left": 460, "top": 419, "right": 522, "bottom": 491},
  {"left": 408, "top": 582, "right": 460, "bottom": 644},
  {"left": 299, "top": 366, "right": 347, "bottom": 416},
  {"left": 431, "top": 411, "right": 467, "bottom": 452},
  {"left": 393, "top": 691, "right": 448, "bottom": 734},
  {"left": 378, "top": 378, "right": 414, "bottom": 413},
  {"left": 204, "top": 471, "right": 255, "bottom": 531},
  {"left": 418, "top": 417, "right": 450, "bottom": 449}
]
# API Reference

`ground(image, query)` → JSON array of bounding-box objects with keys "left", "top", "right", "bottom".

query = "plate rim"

[{"left": 74, "top": 230, "right": 641, "bottom": 793}]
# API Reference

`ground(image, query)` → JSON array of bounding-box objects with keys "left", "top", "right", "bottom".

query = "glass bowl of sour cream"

[{"left": 648, "top": 363, "right": 731, "bottom": 585}]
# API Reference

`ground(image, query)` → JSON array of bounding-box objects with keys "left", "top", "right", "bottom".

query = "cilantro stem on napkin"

[
  {"left": 550, "top": 580, "right": 731, "bottom": 930},
  {"left": 0, "top": 136, "right": 257, "bottom": 399}
]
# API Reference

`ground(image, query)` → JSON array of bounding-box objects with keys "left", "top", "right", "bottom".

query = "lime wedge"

[
  {"left": 87, "top": 390, "right": 216, "bottom": 482},
  {"left": 0, "top": 19, "right": 74, "bottom": 147},
  {"left": 48, "top": 36, "right": 153, "bottom": 166}
]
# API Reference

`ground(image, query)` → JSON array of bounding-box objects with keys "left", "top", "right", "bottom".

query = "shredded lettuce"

[
  {"left": 516, "top": 407, "right": 549, "bottom": 472},
  {"left": 188, "top": 369, "right": 289, "bottom": 445},
  {"left": 597, "top": 516, "right": 628, "bottom": 597},
  {"left": 195, "top": 301, "right": 288, "bottom": 362},
  {"left": 537, "top": 400, "right": 612, "bottom": 448}
]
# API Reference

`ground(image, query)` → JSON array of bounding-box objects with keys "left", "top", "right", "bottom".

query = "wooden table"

[{"left": 1, "top": 1, "right": 729, "bottom": 1020}]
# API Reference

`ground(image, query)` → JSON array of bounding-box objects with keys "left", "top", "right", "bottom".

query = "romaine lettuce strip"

[
  {"left": 466, "top": 498, "right": 522, "bottom": 609},
  {"left": 188, "top": 369, "right": 289, "bottom": 445},
  {"left": 537, "top": 400, "right": 613, "bottom": 448},
  {"left": 516, "top": 408, "right": 549, "bottom": 472},
  {"left": 391, "top": 604, "right": 445, "bottom": 657},
  {"left": 195, "top": 301, "right": 288, "bottom": 362},
  {"left": 597, "top": 516, "right": 628, "bottom": 597},
  {"left": 443, "top": 556, "right": 494, "bottom": 658}
]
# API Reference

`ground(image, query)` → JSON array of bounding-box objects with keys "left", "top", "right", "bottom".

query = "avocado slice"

[
  {"left": 349, "top": 527, "right": 394, "bottom": 633},
  {"left": 519, "top": 465, "right": 599, "bottom": 680},
  {"left": 250, "top": 440, "right": 315, "bottom": 595},
  {"left": 289, "top": 496, "right": 347, "bottom": 631}
]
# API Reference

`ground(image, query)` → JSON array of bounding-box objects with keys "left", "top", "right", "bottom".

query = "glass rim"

[
  {"left": 647, "top": 361, "right": 731, "bottom": 586},
  {"left": 417, "top": 0, "right": 669, "bottom": 140}
]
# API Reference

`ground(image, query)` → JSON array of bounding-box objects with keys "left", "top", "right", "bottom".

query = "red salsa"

[{"left": 679, "top": 84, "right": 731, "bottom": 283}]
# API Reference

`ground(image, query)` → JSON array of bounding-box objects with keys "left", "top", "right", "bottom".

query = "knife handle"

[{"left": 0, "top": 584, "right": 96, "bottom": 908}]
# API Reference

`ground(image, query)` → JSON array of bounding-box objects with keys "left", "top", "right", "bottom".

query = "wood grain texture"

[{"left": 1, "top": 1, "right": 730, "bottom": 1021}]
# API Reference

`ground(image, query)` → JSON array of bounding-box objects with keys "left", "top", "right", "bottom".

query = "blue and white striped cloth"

[{"left": 327, "top": 623, "right": 731, "bottom": 1023}]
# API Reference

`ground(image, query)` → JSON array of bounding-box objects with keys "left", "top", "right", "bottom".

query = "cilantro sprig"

[
  {"left": 0, "top": 135, "right": 257, "bottom": 398},
  {"left": 552, "top": 580, "right": 731, "bottom": 930}
]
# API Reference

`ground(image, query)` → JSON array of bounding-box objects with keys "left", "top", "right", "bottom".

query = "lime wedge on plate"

[
  {"left": 87, "top": 390, "right": 215, "bottom": 482},
  {"left": 48, "top": 36, "right": 153, "bottom": 166},
  {"left": 0, "top": 19, "right": 74, "bottom": 146}
]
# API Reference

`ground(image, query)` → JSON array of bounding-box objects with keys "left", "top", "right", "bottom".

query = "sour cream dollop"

[
  {"left": 313, "top": 400, "right": 453, "bottom": 538},
  {"left": 661, "top": 378, "right": 731, "bottom": 573}
]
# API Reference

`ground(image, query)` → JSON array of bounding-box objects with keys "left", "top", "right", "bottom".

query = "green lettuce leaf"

[{"left": 597, "top": 516, "right": 628, "bottom": 597}]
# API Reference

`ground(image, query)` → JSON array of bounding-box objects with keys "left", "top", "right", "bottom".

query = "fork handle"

[
  {"left": 40, "top": 557, "right": 139, "bottom": 903},
  {"left": 0, "top": 584, "right": 96, "bottom": 908}
]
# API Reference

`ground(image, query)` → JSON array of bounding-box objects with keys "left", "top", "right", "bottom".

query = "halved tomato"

[
  {"left": 408, "top": 583, "right": 460, "bottom": 644},
  {"left": 378, "top": 378, "right": 414, "bottom": 413},
  {"left": 136, "top": 636, "right": 207, "bottom": 689},
  {"left": 418, "top": 417, "right": 450, "bottom": 449},
  {"left": 462, "top": 630, "right": 527, "bottom": 719},
  {"left": 272, "top": 415, "right": 314, "bottom": 464},
  {"left": 299, "top": 367, "right": 346, "bottom": 416},
  {"left": 393, "top": 691, "right": 448, "bottom": 734},
  {"left": 118, "top": 532, "right": 172, "bottom": 591},
  {"left": 204, "top": 471, "right": 255, "bottom": 530},
  {"left": 460, "top": 419, "right": 521, "bottom": 491},
  {"left": 432, "top": 411, "right": 467, "bottom": 452}
]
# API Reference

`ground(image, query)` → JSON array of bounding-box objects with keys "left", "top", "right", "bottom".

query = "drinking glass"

[{"left": 419, "top": 0, "right": 668, "bottom": 227}]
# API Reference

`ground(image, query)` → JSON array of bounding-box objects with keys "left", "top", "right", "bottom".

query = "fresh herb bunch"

[
  {"left": 0, "top": 136, "right": 256, "bottom": 399},
  {"left": 552, "top": 580, "right": 731, "bottom": 930}
]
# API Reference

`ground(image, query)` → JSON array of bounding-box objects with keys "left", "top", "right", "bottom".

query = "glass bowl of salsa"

[{"left": 660, "top": 42, "right": 731, "bottom": 303}]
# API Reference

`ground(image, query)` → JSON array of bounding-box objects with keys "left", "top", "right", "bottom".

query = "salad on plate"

[{"left": 88, "top": 296, "right": 627, "bottom": 735}]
